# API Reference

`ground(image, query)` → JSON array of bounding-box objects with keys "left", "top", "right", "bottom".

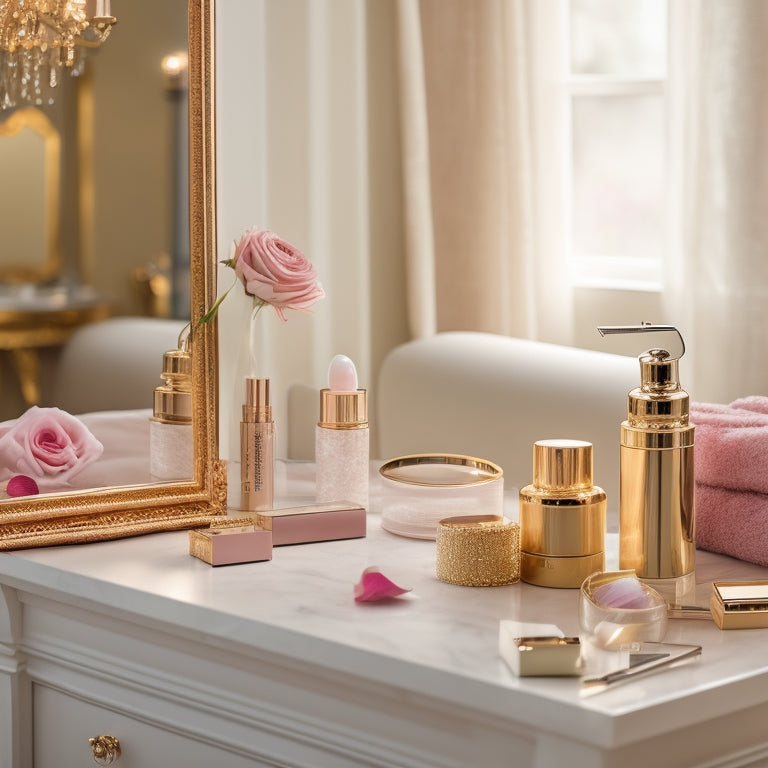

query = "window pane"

[
  {"left": 571, "top": 0, "right": 667, "bottom": 77},
  {"left": 571, "top": 94, "right": 665, "bottom": 262}
]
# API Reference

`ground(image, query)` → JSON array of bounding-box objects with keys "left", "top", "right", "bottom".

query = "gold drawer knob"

[{"left": 89, "top": 735, "right": 121, "bottom": 765}]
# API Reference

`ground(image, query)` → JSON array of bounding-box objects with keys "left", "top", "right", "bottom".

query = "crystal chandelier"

[{"left": 0, "top": 0, "right": 116, "bottom": 110}]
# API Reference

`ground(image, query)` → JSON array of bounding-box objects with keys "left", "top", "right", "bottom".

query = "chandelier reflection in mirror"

[{"left": 0, "top": 0, "right": 116, "bottom": 110}]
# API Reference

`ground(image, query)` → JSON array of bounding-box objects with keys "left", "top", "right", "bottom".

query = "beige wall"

[
  {"left": 89, "top": 0, "right": 187, "bottom": 316},
  {"left": 367, "top": 1, "right": 410, "bottom": 393}
]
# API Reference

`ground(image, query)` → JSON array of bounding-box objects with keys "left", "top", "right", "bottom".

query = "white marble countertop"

[{"left": 2, "top": 460, "right": 768, "bottom": 753}]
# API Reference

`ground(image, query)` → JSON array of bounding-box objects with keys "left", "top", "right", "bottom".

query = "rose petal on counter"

[{"left": 354, "top": 566, "right": 412, "bottom": 602}]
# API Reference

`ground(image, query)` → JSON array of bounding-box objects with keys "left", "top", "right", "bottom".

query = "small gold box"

[
  {"left": 710, "top": 580, "right": 768, "bottom": 630},
  {"left": 189, "top": 519, "right": 272, "bottom": 566},
  {"left": 499, "top": 621, "right": 582, "bottom": 677}
]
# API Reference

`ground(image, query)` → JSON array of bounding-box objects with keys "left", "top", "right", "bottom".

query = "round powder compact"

[
  {"left": 379, "top": 454, "right": 504, "bottom": 539},
  {"left": 579, "top": 570, "right": 668, "bottom": 650}
]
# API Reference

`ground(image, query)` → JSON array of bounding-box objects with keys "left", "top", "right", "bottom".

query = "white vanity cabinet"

[{"left": 3, "top": 527, "right": 768, "bottom": 768}]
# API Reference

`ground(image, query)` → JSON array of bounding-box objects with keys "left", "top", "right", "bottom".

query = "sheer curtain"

[
  {"left": 396, "top": 0, "right": 570, "bottom": 343},
  {"left": 667, "top": 1, "right": 768, "bottom": 403}
]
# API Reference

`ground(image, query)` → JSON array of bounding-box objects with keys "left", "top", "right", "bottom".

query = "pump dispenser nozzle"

[{"left": 598, "top": 323, "right": 695, "bottom": 603}]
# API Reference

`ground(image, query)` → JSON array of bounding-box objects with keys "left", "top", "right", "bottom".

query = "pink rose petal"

[
  {"left": 7, "top": 474, "right": 39, "bottom": 497},
  {"left": 354, "top": 566, "right": 412, "bottom": 602}
]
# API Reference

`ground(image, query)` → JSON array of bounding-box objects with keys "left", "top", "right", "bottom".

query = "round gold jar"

[
  {"left": 519, "top": 439, "right": 606, "bottom": 588},
  {"left": 436, "top": 515, "right": 520, "bottom": 586}
]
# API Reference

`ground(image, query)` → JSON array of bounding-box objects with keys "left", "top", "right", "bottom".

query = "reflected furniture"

[
  {"left": 54, "top": 316, "right": 188, "bottom": 414},
  {"left": 1, "top": 461, "right": 768, "bottom": 768},
  {"left": 0, "top": 293, "right": 109, "bottom": 406}
]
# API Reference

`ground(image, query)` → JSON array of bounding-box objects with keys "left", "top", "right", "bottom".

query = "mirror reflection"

[{"left": 0, "top": 0, "right": 193, "bottom": 499}]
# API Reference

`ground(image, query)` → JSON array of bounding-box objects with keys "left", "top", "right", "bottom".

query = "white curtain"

[
  {"left": 667, "top": 0, "right": 768, "bottom": 403},
  {"left": 395, "top": 0, "right": 568, "bottom": 342}
]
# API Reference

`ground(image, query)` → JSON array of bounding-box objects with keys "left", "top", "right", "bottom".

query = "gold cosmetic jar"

[
  {"left": 379, "top": 454, "right": 504, "bottom": 540},
  {"left": 436, "top": 515, "right": 520, "bottom": 586},
  {"left": 519, "top": 440, "right": 606, "bottom": 588}
]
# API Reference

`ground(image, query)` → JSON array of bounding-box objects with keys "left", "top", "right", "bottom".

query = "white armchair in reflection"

[{"left": 54, "top": 316, "right": 188, "bottom": 414}]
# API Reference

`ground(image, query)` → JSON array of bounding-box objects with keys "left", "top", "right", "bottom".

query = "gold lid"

[
  {"left": 626, "top": 349, "right": 691, "bottom": 429},
  {"left": 532, "top": 439, "right": 593, "bottom": 490},
  {"left": 243, "top": 377, "right": 272, "bottom": 423},
  {"left": 379, "top": 453, "right": 502, "bottom": 487},
  {"left": 152, "top": 329, "right": 192, "bottom": 424},
  {"left": 318, "top": 388, "right": 367, "bottom": 429},
  {"left": 596, "top": 324, "right": 691, "bottom": 429}
]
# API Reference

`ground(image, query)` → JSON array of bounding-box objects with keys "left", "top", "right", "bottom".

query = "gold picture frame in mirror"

[
  {"left": 0, "top": 107, "right": 61, "bottom": 284},
  {"left": 0, "top": 0, "right": 227, "bottom": 550}
]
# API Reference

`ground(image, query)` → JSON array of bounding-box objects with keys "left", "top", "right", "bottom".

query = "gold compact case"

[
  {"left": 379, "top": 454, "right": 504, "bottom": 540},
  {"left": 710, "top": 580, "right": 768, "bottom": 629},
  {"left": 498, "top": 621, "right": 582, "bottom": 677},
  {"left": 519, "top": 440, "right": 606, "bottom": 588}
]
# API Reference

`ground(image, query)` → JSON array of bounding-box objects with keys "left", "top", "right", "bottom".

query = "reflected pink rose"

[
  {"left": 0, "top": 406, "right": 104, "bottom": 492},
  {"left": 233, "top": 227, "right": 325, "bottom": 321}
]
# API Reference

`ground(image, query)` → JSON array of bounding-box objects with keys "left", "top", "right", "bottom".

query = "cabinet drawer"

[{"left": 33, "top": 685, "right": 261, "bottom": 768}]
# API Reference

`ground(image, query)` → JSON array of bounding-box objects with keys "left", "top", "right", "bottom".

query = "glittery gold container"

[{"left": 436, "top": 515, "right": 520, "bottom": 586}]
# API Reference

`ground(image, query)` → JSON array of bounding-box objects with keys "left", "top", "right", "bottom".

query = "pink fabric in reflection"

[{"left": 0, "top": 406, "right": 103, "bottom": 492}]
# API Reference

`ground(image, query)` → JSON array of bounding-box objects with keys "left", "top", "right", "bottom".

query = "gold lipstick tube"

[{"left": 240, "top": 377, "right": 274, "bottom": 512}]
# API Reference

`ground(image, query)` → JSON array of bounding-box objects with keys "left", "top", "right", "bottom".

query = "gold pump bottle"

[{"left": 598, "top": 324, "right": 695, "bottom": 603}]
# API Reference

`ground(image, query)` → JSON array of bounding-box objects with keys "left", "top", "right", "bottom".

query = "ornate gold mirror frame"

[
  {"left": 0, "top": 0, "right": 226, "bottom": 550},
  {"left": 0, "top": 107, "right": 60, "bottom": 284}
]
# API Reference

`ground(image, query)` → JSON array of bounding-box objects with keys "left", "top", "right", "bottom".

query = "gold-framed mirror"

[
  {"left": 0, "top": 107, "right": 61, "bottom": 284},
  {"left": 0, "top": 0, "right": 226, "bottom": 550}
]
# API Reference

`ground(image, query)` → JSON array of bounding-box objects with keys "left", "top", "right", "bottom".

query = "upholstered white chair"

[
  {"left": 375, "top": 332, "right": 638, "bottom": 528},
  {"left": 54, "top": 317, "right": 188, "bottom": 415}
]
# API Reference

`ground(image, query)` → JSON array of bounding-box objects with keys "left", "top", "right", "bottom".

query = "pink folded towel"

[
  {"left": 690, "top": 397, "right": 768, "bottom": 495},
  {"left": 690, "top": 396, "right": 768, "bottom": 565},
  {"left": 695, "top": 484, "right": 768, "bottom": 567}
]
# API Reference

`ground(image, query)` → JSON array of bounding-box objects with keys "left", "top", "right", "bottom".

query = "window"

[{"left": 531, "top": 0, "right": 669, "bottom": 292}]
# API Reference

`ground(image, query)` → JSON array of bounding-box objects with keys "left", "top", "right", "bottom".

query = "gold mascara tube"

[{"left": 240, "top": 377, "right": 274, "bottom": 511}]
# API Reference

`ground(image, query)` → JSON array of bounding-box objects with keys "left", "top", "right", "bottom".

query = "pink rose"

[
  {"left": 233, "top": 227, "right": 325, "bottom": 321},
  {"left": 0, "top": 406, "right": 104, "bottom": 492}
]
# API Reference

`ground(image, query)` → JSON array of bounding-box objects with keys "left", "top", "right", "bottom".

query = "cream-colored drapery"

[
  {"left": 396, "top": 0, "right": 540, "bottom": 340},
  {"left": 667, "top": 1, "right": 768, "bottom": 403}
]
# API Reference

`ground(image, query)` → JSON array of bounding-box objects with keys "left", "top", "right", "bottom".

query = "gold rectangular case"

[{"left": 710, "top": 580, "right": 768, "bottom": 629}]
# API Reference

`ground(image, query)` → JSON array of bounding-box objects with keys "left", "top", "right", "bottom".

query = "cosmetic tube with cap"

[
  {"left": 315, "top": 355, "right": 369, "bottom": 509},
  {"left": 520, "top": 439, "right": 606, "bottom": 588},
  {"left": 241, "top": 377, "right": 274, "bottom": 511},
  {"left": 150, "top": 327, "right": 193, "bottom": 481}
]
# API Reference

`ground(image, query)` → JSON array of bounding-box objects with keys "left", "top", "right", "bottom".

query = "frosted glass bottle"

[
  {"left": 150, "top": 333, "right": 193, "bottom": 482},
  {"left": 315, "top": 355, "right": 369, "bottom": 510}
]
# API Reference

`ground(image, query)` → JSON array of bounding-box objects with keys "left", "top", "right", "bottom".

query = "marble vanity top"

[{"left": 2, "top": 460, "right": 768, "bottom": 753}]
